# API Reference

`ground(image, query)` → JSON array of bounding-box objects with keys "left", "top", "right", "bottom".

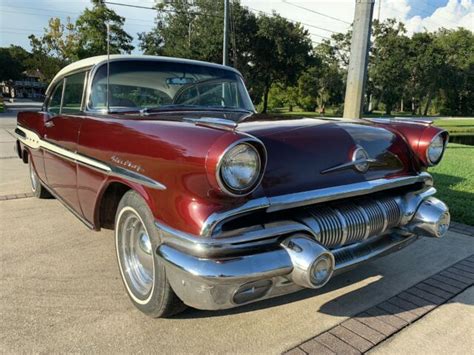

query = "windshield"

[{"left": 89, "top": 60, "right": 254, "bottom": 113}]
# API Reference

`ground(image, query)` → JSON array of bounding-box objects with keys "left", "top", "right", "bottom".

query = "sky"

[{"left": 0, "top": 0, "right": 472, "bottom": 52}]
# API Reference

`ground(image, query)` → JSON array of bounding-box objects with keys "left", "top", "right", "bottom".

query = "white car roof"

[{"left": 49, "top": 54, "right": 240, "bottom": 91}]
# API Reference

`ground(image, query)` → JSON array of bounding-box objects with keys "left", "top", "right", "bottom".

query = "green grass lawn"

[
  {"left": 433, "top": 119, "right": 474, "bottom": 134},
  {"left": 429, "top": 143, "right": 474, "bottom": 226}
]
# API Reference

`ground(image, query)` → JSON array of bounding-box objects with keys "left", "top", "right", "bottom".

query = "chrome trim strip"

[
  {"left": 200, "top": 197, "right": 270, "bottom": 236},
  {"left": 183, "top": 117, "right": 238, "bottom": 131},
  {"left": 200, "top": 173, "right": 433, "bottom": 236},
  {"left": 15, "top": 126, "right": 166, "bottom": 190},
  {"left": 157, "top": 220, "right": 315, "bottom": 258},
  {"left": 157, "top": 244, "right": 293, "bottom": 282},
  {"left": 333, "top": 233, "right": 419, "bottom": 273},
  {"left": 266, "top": 173, "right": 433, "bottom": 213},
  {"left": 321, "top": 158, "right": 377, "bottom": 174}
]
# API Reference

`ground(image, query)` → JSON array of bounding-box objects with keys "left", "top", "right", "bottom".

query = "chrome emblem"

[
  {"left": 321, "top": 145, "right": 375, "bottom": 174},
  {"left": 352, "top": 146, "right": 370, "bottom": 173}
]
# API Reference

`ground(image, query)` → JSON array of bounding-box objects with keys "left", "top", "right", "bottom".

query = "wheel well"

[
  {"left": 98, "top": 182, "right": 131, "bottom": 230},
  {"left": 21, "top": 147, "right": 29, "bottom": 164}
]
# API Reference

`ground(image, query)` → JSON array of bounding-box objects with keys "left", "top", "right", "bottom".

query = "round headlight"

[
  {"left": 219, "top": 143, "right": 262, "bottom": 195},
  {"left": 427, "top": 134, "right": 445, "bottom": 165}
]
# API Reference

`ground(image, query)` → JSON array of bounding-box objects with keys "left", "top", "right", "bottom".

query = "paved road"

[{"left": 1, "top": 106, "right": 473, "bottom": 354}]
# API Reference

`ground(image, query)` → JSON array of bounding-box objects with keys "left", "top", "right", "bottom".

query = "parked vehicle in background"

[{"left": 15, "top": 55, "right": 450, "bottom": 317}]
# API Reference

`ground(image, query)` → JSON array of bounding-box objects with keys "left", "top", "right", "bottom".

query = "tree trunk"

[
  {"left": 262, "top": 84, "right": 270, "bottom": 113},
  {"left": 373, "top": 94, "right": 381, "bottom": 111},
  {"left": 289, "top": 104, "right": 293, "bottom": 112},
  {"left": 423, "top": 90, "right": 433, "bottom": 116}
]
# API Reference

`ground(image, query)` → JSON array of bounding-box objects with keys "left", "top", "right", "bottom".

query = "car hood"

[
  {"left": 112, "top": 111, "right": 417, "bottom": 198},
  {"left": 236, "top": 117, "right": 415, "bottom": 197}
]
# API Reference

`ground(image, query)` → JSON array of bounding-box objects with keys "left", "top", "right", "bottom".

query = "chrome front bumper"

[{"left": 156, "top": 187, "right": 450, "bottom": 311}]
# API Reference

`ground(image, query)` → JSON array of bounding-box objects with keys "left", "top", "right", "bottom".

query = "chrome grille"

[{"left": 298, "top": 197, "right": 402, "bottom": 248}]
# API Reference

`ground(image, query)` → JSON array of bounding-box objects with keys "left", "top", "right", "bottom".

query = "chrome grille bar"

[{"left": 300, "top": 196, "right": 402, "bottom": 248}]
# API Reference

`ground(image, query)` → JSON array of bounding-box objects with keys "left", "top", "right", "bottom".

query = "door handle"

[{"left": 45, "top": 121, "right": 55, "bottom": 128}]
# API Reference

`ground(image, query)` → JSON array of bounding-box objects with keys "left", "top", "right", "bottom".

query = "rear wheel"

[
  {"left": 29, "top": 160, "right": 52, "bottom": 199},
  {"left": 115, "top": 190, "right": 186, "bottom": 317}
]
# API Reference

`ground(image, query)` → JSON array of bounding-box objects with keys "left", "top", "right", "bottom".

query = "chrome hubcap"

[{"left": 118, "top": 210, "right": 154, "bottom": 299}]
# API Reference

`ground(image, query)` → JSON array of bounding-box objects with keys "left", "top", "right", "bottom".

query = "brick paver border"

[
  {"left": 449, "top": 222, "right": 474, "bottom": 237},
  {"left": 285, "top": 254, "right": 474, "bottom": 355},
  {"left": 0, "top": 156, "right": 17, "bottom": 159},
  {"left": 0, "top": 192, "right": 34, "bottom": 201}
]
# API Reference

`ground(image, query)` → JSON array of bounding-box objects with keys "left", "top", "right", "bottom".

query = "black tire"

[
  {"left": 115, "top": 190, "right": 186, "bottom": 318},
  {"left": 29, "top": 160, "right": 52, "bottom": 199}
]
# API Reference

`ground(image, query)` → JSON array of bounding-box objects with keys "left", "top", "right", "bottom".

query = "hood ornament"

[{"left": 321, "top": 146, "right": 376, "bottom": 174}]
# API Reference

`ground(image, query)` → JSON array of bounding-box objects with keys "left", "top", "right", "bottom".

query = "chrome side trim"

[{"left": 15, "top": 126, "right": 166, "bottom": 190}]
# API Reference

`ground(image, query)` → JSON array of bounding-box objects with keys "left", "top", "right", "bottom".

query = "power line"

[
  {"left": 103, "top": 1, "right": 224, "bottom": 20},
  {"left": 0, "top": 6, "right": 155, "bottom": 27},
  {"left": 309, "top": 32, "right": 332, "bottom": 40},
  {"left": 247, "top": 7, "right": 338, "bottom": 33},
  {"left": 281, "top": 0, "right": 352, "bottom": 25},
  {"left": 103, "top": 1, "right": 156, "bottom": 11}
]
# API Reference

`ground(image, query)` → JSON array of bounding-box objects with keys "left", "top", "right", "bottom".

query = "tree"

[
  {"left": 435, "top": 28, "right": 474, "bottom": 116},
  {"left": 29, "top": 17, "right": 79, "bottom": 64},
  {"left": 75, "top": 0, "right": 134, "bottom": 58},
  {"left": 139, "top": 0, "right": 260, "bottom": 99},
  {"left": 370, "top": 19, "right": 410, "bottom": 115},
  {"left": 0, "top": 46, "right": 30, "bottom": 81},
  {"left": 253, "top": 14, "right": 313, "bottom": 112},
  {"left": 28, "top": 0, "right": 133, "bottom": 70}
]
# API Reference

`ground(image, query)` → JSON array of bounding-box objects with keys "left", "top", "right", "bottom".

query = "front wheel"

[
  {"left": 29, "top": 160, "right": 52, "bottom": 199},
  {"left": 115, "top": 190, "right": 186, "bottom": 317}
]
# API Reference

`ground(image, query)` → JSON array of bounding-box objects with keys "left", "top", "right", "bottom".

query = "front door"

[{"left": 43, "top": 71, "right": 87, "bottom": 212}]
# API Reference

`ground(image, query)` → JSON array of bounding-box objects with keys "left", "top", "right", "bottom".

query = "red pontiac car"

[{"left": 15, "top": 55, "right": 450, "bottom": 317}]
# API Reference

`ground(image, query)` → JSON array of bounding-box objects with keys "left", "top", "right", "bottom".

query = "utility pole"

[
  {"left": 223, "top": 0, "right": 230, "bottom": 66},
  {"left": 343, "top": 0, "right": 375, "bottom": 119},
  {"left": 377, "top": 0, "right": 382, "bottom": 20}
]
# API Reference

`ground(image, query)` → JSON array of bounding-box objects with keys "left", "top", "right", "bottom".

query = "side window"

[
  {"left": 48, "top": 80, "right": 64, "bottom": 114},
  {"left": 62, "top": 71, "right": 86, "bottom": 114}
]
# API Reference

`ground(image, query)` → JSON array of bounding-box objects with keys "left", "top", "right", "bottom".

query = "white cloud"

[{"left": 381, "top": 0, "right": 473, "bottom": 34}]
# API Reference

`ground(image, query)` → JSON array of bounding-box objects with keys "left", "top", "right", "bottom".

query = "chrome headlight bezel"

[
  {"left": 426, "top": 132, "right": 448, "bottom": 166},
  {"left": 216, "top": 140, "right": 265, "bottom": 197}
]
